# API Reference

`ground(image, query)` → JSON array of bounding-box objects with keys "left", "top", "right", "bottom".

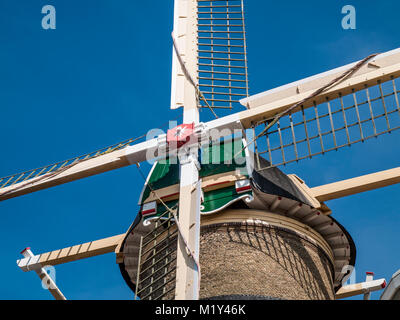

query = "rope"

[
  {"left": 136, "top": 163, "right": 202, "bottom": 298},
  {"left": 171, "top": 33, "right": 219, "bottom": 119},
  {"left": 238, "top": 52, "right": 380, "bottom": 158}
]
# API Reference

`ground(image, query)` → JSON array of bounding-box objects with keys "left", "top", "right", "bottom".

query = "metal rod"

[{"left": 326, "top": 98, "right": 338, "bottom": 149}]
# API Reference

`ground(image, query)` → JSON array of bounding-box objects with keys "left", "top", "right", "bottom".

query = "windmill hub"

[
  {"left": 167, "top": 123, "right": 195, "bottom": 149},
  {"left": 166, "top": 122, "right": 210, "bottom": 152}
]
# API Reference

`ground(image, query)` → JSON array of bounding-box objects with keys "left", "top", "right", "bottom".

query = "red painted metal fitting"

[
  {"left": 20, "top": 247, "right": 31, "bottom": 254},
  {"left": 167, "top": 123, "right": 195, "bottom": 149}
]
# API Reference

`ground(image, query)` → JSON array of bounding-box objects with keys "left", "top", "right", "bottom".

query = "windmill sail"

[
  {"left": 0, "top": 135, "right": 155, "bottom": 201},
  {"left": 197, "top": 0, "right": 250, "bottom": 111},
  {"left": 240, "top": 48, "right": 400, "bottom": 170}
]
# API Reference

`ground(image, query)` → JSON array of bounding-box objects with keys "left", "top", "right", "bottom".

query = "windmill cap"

[
  {"left": 20, "top": 247, "right": 31, "bottom": 254},
  {"left": 366, "top": 272, "right": 374, "bottom": 276}
]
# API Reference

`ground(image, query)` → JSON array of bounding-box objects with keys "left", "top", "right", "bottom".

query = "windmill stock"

[{"left": 4, "top": 0, "right": 400, "bottom": 300}]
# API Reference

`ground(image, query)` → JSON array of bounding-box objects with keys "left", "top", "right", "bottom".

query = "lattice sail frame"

[
  {"left": 0, "top": 135, "right": 146, "bottom": 191},
  {"left": 197, "top": 0, "right": 250, "bottom": 111},
  {"left": 135, "top": 208, "right": 178, "bottom": 301},
  {"left": 252, "top": 77, "right": 400, "bottom": 169},
  {"left": 239, "top": 49, "right": 400, "bottom": 171}
]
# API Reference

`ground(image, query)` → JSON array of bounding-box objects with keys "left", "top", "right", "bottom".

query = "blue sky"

[{"left": 0, "top": 0, "right": 399, "bottom": 300}]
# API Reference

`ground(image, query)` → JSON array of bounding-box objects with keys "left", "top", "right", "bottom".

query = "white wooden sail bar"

[
  {"left": 173, "top": 0, "right": 202, "bottom": 300},
  {"left": 311, "top": 166, "right": 400, "bottom": 202},
  {"left": 237, "top": 47, "right": 400, "bottom": 169},
  {"left": 17, "top": 234, "right": 125, "bottom": 271},
  {"left": 17, "top": 234, "right": 125, "bottom": 300},
  {"left": 206, "top": 47, "right": 400, "bottom": 130},
  {"left": 0, "top": 138, "right": 159, "bottom": 202},
  {"left": 335, "top": 278, "right": 386, "bottom": 300}
]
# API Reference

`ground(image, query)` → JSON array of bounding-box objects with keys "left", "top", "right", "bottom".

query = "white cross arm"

[
  {"left": 17, "top": 234, "right": 124, "bottom": 272},
  {"left": 310, "top": 166, "right": 400, "bottom": 202},
  {"left": 336, "top": 279, "right": 386, "bottom": 299}
]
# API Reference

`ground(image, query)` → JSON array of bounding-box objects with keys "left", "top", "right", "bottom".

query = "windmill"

[{"left": 3, "top": 0, "right": 400, "bottom": 300}]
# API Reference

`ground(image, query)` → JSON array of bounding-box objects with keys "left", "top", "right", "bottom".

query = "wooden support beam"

[
  {"left": 0, "top": 138, "right": 159, "bottom": 202},
  {"left": 17, "top": 234, "right": 125, "bottom": 271},
  {"left": 174, "top": 0, "right": 201, "bottom": 301},
  {"left": 336, "top": 279, "right": 386, "bottom": 300},
  {"left": 311, "top": 166, "right": 400, "bottom": 202}
]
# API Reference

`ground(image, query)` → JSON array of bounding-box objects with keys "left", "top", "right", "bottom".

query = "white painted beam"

[
  {"left": 17, "top": 234, "right": 124, "bottom": 271},
  {"left": 336, "top": 279, "right": 386, "bottom": 300},
  {"left": 0, "top": 138, "right": 160, "bottom": 202},
  {"left": 311, "top": 166, "right": 400, "bottom": 202},
  {"left": 172, "top": 0, "right": 201, "bottom": 301}
]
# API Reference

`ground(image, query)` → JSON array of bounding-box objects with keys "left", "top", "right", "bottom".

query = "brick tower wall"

[{"left": 199, "top": 222, "right": 335, "bottom": 300}]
